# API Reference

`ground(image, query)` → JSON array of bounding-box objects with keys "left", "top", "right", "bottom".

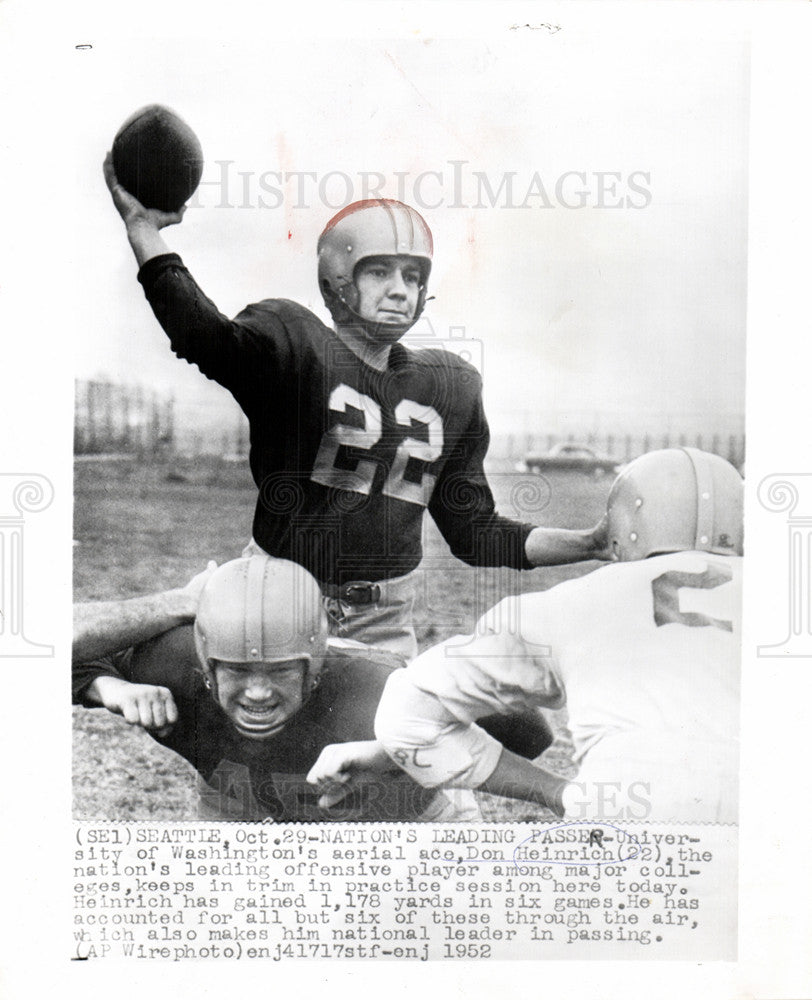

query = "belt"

[{"left": 321, "top": 580, "right": 382, "bottom": 606}]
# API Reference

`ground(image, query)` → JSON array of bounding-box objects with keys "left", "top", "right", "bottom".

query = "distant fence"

[
  {"left": 494, "top": 428, "right": 745, "bottom": 470},
  {"left": 74, "top": 381, "right": 176, "bottom": 456},
  {"left": 74, "top": 380, "right": 250, "bottom": 458}
]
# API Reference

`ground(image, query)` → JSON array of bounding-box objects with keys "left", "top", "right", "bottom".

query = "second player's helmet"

[
  {"left": 606, "top": 447, "right": 743, "bottom": 561},
  {"left": 317, "top": 199, "right": 433, "bottom": 332},
  {"left": 194, "top": 555, "right": 328, "bottom": 694}
]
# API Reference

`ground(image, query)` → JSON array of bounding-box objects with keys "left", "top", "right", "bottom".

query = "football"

[{"left": 112, "top": 104, "right": 204, "bottom": 213}]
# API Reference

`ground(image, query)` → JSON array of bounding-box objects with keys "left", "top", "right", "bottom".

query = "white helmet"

[
  {"left": 317, "top": 199, "right": 433, "bottom": 332},
  {"left": 194, "top": 556, "right": 328, "bottom": 694},
  {"left": 607, "top": 448, "right": 743, "bottom": 561}
]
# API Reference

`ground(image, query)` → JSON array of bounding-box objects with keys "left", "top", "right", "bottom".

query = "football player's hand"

[
  {"left": 103, "top": 152, "right": 186, "bottom": 230},
  {"left": 306, "top": 740, "right": 395, "bottom": 810},
  {"left": 588, "top": 513, "right": 611, "bottom": 560},
  {"left": 89, "top": 676, "right": 178, "bottom": 737},
  {"left": 179, "top": 560, "right": 218, "bottom": 614}
]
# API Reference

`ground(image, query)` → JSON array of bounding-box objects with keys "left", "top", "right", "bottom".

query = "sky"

[{"left": 67, "top": 22, "right": 748, "bottom": 438}]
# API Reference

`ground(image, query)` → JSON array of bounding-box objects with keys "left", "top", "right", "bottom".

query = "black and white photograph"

[
  {"left": 70, "top": 21, "right": 747, "bottom": 830},
  {"left": 2, "top": 0, "right": 812, "bottom": 994},
  {"left": 68, "top": 5, "right": 746, "bottom": 953}
]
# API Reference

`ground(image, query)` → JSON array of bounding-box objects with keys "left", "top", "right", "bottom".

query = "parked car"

[{"left": 516, "top": 443, "right": 623, "bottom": 478}]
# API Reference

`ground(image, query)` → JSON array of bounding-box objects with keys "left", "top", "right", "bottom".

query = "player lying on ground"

[
  {"left": 309, "top": 449, "right": 742, "bottom": 824},
  {"left": 73, "top": 555, "right": 551, "bottom": 822},
  {"left": 104, "top": 157, "right": 608, "bottom": 659}
]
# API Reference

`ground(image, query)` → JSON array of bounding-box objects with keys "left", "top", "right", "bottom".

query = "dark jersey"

[
  {"left": 73, "top": 626, "right": 441, "bottom": 822},
  {"left": 138, "top": 254, "right": 533, "bottom": 585}
]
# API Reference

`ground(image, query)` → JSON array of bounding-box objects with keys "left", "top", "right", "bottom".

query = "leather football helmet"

[
  {"left": 317, "top": 199, "right": 433, "bottom": 333},
  {"left": 606, "top": 448, "right": 743, "bottom": 561},
  {"left": 194, "top": 555, "right": 328, "bottom": 694}
]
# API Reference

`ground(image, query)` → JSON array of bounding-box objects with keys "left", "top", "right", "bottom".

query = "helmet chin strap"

[
  {"left": 328, "top": 283, "right": 426, "bottom": 337},
  {"left": 302, "top": 661, "right": 322, "bottom": 707},
  {"left": 203, "top": 667, "right": 219, "bottom": 705},
  {"left": 339, "top": 316, "right": 414, "bottom": 342}
]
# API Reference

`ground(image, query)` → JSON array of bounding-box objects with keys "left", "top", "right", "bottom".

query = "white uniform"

[{"left": 375, "top": 552, "right": 741, "bottom": 823}]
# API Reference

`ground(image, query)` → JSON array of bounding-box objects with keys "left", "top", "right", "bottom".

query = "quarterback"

[
  {"left": 104, "top": 157, "right": 607, "bottom": 658},
  {"left": 74, "top": 554, "right": 550, "bottom": 822},
  {"left": 356, "top": 448, "right": 743, "bottom": 824}
]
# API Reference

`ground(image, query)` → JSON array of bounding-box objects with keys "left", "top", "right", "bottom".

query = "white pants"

[{"left": 566, "top": 733, "right": 738, "bottom": 824}]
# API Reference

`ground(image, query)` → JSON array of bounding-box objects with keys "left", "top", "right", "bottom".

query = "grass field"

[{"left": 73, "top": 455, "right": 611, "bottom": 822}]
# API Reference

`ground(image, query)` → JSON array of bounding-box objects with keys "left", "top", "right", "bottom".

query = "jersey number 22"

[{"left": 311, "top": 384, "right": 443, "bottom": 506}]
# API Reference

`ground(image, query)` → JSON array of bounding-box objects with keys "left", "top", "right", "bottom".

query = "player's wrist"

[
  {"left": 525, "top": 526, "right": 593, "bottom": 567},
  {"left": 124, "top": 213, "right": 157, "bottom": 237},
  {"left": 164, "top": 587, "right": 199, "bottom": 624},
  {"left": 559, "top": 781, "right": 580, "bottom": 817},
  {"left": 125, "top": 217, "right": 160, "bottom": 249},
  {"left": 126, "top": 217, "right": 171, "bottom": 266},
  {"left": 536, "top": 771, "right": 570, "bottom": 817},
  {"left": 87, "top": 674, "right": 129, "bottom": 709}
]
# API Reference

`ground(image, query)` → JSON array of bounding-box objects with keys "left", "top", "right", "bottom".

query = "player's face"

[
  {"left": 354, "top": 255, "right": 422, "bottom": 333},
  {"left": 212, "top": 659, "right": 307, "bottom": 739}
]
